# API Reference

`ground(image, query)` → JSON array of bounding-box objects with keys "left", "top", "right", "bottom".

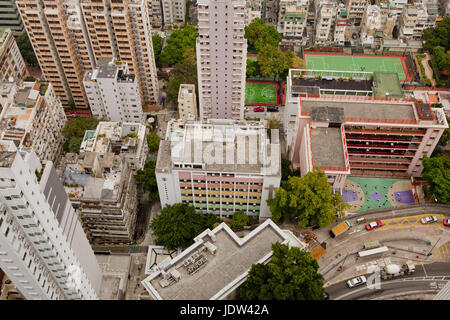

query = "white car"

[
  {"left": 420, "top": 216, "right": 437, "bottom": 224},
  {"left": 347, "top": 276, "right": 367, "bottom": 288}
]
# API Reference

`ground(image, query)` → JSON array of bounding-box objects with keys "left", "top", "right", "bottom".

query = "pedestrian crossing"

[{"left": 433, "top": 243, "right": 450, "bottom": 261}]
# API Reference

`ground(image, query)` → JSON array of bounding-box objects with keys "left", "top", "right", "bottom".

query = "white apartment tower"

[
  {"left": 178, "top": 84, "right": 197, "bottom": 120},
  {"left": 0, "top": 147, "right": 102, "bottom": 300},
  {"left": 196, "top": 0, "right": 247, "bottom": 121},
  {"left": 161, "top": 0, "right": 186, "bottom": 26},
  {"left": 83, "top": 58, "right": 144, "bottom": 123}
]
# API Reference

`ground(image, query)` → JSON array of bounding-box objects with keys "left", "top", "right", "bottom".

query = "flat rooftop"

[
  {"left": 157, "top": 119, "right": 280, "bottom": 176},
  {"left": 143, "top": 220, "right": 305, "bottom": 300},
  {"left": 292, "top": 77, "right": 373, "bottom": 93},
  {"left": 310, "top": 127, "right": 346, "bottom": 168},
  {"left": 301, "top": 99, "right": 417, "bottom": 121}
]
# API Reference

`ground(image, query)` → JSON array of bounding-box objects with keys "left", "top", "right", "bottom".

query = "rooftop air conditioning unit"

[{"left": 169, "top": 269, "right": 181, "bottom": 281}]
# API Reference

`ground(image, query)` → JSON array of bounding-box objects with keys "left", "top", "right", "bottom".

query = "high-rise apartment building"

[
  {"left": 245, "top": 0, "right": 262, "bottom": 25},
  {"left": 17, "top": 0, "right": 159, "bottom": 109},
  {"left": 83, "top": 58, "right": 144, "bottom": 123},
  {"left": 345, "top": 0, "right": 367, "bottom": 22},
  {"left": 0, "top": 146, "right": 102, "bottom": 300},
  {"left": 0, "top": 28, "right": 27, "bottom": 83},
  {"left": 161, "top": 0, "right": 186, "bottom": 26},
  {"left": 0, "top": 1, "right": 24, "bottom": 34},
  {"left": 17, "top": 0, "right": 89, "bottom": 108},
  {"left": 148, "top": 0, "right": 163, "bottom": 28},
  {"left": 196, "top": 0, "right": 247, "bottom": 121}
]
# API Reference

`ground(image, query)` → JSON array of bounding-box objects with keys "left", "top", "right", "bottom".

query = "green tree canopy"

[
  {"left": 240, "top": 243, "right": 324, "bottom": 300},
  {"left": 230, "top": 211, "right": 250, "bottom": 229},
  {"left": 246, "top": 59, "right": 260, "bottom": 77},
  {"left": 152, "top": 35, "right": 163, "bottom": 67},
  {"left": 257, "top": 45, "right": 296, "bottom": 78},
  {"left": 15, "top": 32, "right": 38, "bottom": 66},
  {"left": 267, "top": 168, "right": 348, "bottom": 226},
  {"left": 135, "top": 160, "right": 159, "bottom": 203},
  {"left": 422, "top": 155, "right": 450, "bottom": 203},
  {"left": 159, "top": 25, "right": 198, "bottom": 67},
  {"left": 423, "top": 17, "right": 450, "bottom": 52},
  {"left": 166, "top": 46, "right": 197, "bottom": 104},
  {"left": 244, "top": 18, "right": 282, "bottom": 52},
  {"left": 147, "top": 129, "right": 161, "bottom": 152},
  {"left": 150, "top": 203, "right": 218, "bottom": 250},
  {"left": 439, "top": 117, "right": 450, "bottom": 146},
  {"left": 62, "top": 116, "right": 99, "bottom": 153}
]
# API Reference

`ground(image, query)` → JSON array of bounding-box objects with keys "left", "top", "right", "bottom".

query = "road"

[
  {"left": 326, "top": 262, "right": 450, "bottom": 300},
  {"left": 244, "top": 106, "right": 283, "bottom": 120}
]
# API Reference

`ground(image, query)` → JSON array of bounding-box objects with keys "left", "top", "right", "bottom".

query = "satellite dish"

[{"left": 147, "top": 117, "right": 155, "bottom": 124}]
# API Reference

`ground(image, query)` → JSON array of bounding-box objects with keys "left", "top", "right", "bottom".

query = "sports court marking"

[
  {"left": 304, "top": 53, "right": 409, "bottom": 81},
  {"left": 245, "top": 81, "right": 280, "bottom": 105}
]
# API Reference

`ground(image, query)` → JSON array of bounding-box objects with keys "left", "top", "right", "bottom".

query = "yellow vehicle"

[{"left": 329, "top": 220, "right": 352, "bottom": 238}]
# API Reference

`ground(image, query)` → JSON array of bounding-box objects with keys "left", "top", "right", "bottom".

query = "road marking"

[{"left": 422, "top": 264, "right": 428, "bottom": 277}]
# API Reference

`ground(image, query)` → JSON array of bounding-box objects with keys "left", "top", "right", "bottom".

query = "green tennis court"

[
  {"left": 245, "top": 82, "right": 278, "bottom": 105},
  {"left": 305, "top": 54, "right": 408, "bottom": 81}
]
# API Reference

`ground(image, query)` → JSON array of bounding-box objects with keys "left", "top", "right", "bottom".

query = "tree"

[
  {"left": 246, "top": 59, "right": 260, "bottom": 77},
  {"left": 62, "top": 116, "right": 99, "bottom": 153},
  {"left": 267, "top": 168, "right": 348, "bottom": 226},
  {"left": 159, "top": 25, "right": 198, "bottom": 67},
  {"left": 423, "top": 17, "right": 450, "bottom": 52},
  {"left": 150, "top": 203, "right": 217, "bottom": 250},
  {"left": 67, "top": 100, "right": 76, "bottom": 109},
  {"left": 147, "top": 129, "right": 161, "bottom": 152},
  {"left": 166, "top": 46, "right": 197, "bottom": 104},
  {"left": 422, "top": 155, "right": 450, "bottom": 203},
  {"left": 244, "top": 18, "right": 282, "bottom": 53},
  {"left": 240, "top": 243, "right": 324, "bottom": 300},
  {"left": 230, "top": 211, "right": 250, "bottom": 229},
  {"left": 152, "top": 35, "right": 163, "bottom": 67},
  {"left": 257, "top": 45, "right": 295, "bottom": 78},
  {"left": 135, "top": 160, "right": 159, "bottom": 203},
  {"left": 292, "top": 55, "right": 306, "bottom": 69},
  {"left": 15, "top": 32, "right": 38, "bottom": 66}
]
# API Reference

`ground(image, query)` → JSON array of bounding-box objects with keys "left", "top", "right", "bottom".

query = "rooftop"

[
  {"left": 157, "top": 119, "right": 280, "bottom": 176},
  {"left": 373, "top": 73, "right": 403, "bottom": 98},
  {"left": 301, "top": 99, "right": 417, "bottom": 122},
  {"left": 0, "top": 152, "right": 15, "bottom": 168},
  {"left": 292, "top": 77, "right": 373, "bottom": 93},
  {"left": 142, "top": 220, "right": 307, "bottom": 300},
  {"left": 310, "top": 127, "right": 347, "bottom": 169}
]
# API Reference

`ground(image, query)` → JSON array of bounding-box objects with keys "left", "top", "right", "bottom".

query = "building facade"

[
  {"left": 177, "top": 84, "right": 197, "bottom": 120},
  {"left": 278, "top": 0, "right": 309, "bottom": 45},
  {"left": 0, "top": 1, "right": 24, "bottom": 34},
  {"left": 156, "top": 119, "right": 281, "bottom": 220},
  {"left": 287, "top": 95, "right": 448, "bottom": 190},
  {"left": 315, "top": 1, "right": 336, "bottom": 45},
  {"left": 17, "top": 0, "right": 89, "bottom": 108},
  {"left": 161, "top": 0, "right": 186, "bottom": 26},
  {"left": 245, "top": 0, "right": 262, "bottom": 25},
  {"left": 83, "top": 58, "right": 144, "bottom": 123},
  {"left": 60, "top": 121, "right": 147, "bottom": 244},
  {"left": 0, "top": 147, "right": 101, "bottom": 300},
  {"left": 17, "top": 0, "right": 159, "bottom": 109},
  {"left": 0, "top": 81, "right": 67, "bottom": 164},
  {"left": 196, "top": 0, "right": 247, "bottom": 121},
  {"left": 0, "top": 28, "right": 26, "bottom": 83}
]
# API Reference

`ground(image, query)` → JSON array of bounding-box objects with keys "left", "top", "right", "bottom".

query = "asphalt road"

[{"left": 325, "top": 262, "right": 450, "bottom": 300}]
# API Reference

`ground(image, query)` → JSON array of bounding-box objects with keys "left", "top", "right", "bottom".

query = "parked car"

[
  {"left": 365, "top": 220, "right": 383, "bottom": 231},
  {"left": 267, "top": 106, "right": 278, "bottom": 112},
  {"left": 253, "top": 106, "right": 264, "bottom": 112},
  {"left": 420, "top": 216, "right": 437, "bottom": 224},
  {"left": 443, "top": 219, "right": 450, "bottom": 227},
  {"left": 347, "top": 276, "right": 367, "bottom": 288}
]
